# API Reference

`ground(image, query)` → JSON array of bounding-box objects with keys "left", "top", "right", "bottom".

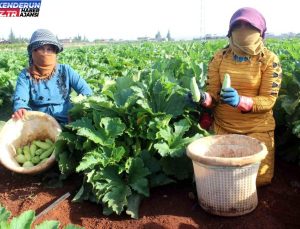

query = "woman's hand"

[
  {"left": 12, "top": 109, "right": 27, "bottom": 120},
  {"left": 187, "top": 91, "right": 206, "bottom": 104},
  {"left": 221, "top": 87, "right": 240, "bottom": 107}
]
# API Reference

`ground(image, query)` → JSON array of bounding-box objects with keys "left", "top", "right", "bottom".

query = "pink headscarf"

[{"left": 227, "top": 7, "right": 267, "bottom": 38}]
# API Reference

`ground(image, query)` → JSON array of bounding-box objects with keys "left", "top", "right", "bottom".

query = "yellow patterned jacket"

[{"left": 207, "top": 46, "right": 282, "bottom": 134}]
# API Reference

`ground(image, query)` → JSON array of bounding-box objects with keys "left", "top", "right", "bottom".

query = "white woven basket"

[
  {"left": 186, "top": 134, "right": 267, "bottom": 217},
  {"left": 0, "top": 111, "right": 61, "bottom": 175}
]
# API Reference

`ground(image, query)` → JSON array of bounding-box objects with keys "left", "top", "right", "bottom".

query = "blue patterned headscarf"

[{"left": 28, "top": 29, "right": 63, "bottom": 65}]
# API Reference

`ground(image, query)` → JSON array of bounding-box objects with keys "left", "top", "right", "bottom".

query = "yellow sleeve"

[
  {"left": 207, "top": 50, "right": 225, "bottom": 103},
  {"left": 252, "top": 52, "right": 282, "bottom": 113}
]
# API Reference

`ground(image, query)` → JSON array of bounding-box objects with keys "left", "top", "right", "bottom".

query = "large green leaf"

[
  {"left": 154, "top": 119, "right": 201, "bottom": 157},
  {"left": 126, "top": 194, "right": 143, "bottom": 219},
  {"left": 56, "top": 150, "right": 78, "bottom": 176},
  {"left": 281, "top": 96, "right": 300, "bottom": 115},
  {"left": 100, "top": 117, "right": 126, "bottom": 138},
  {"left": 101, "top": 169, "right": 132, "bottom": 214},
  {"left": 76, "top": 149, "right": 103, "bottom": 172},
  {"left": 0, "top": 205, "right": 10, "bottom": 222},
  {"left": 10, "top": 210, "right": 35, "bottom": 229},
  {"left": 148, "top": 173, "right": 175, "bottom": 188},
  {"left": 126, "top": 157, "right": 150, "bottom": 196},
  {"left": 160, "top": 156, "right": 193, "bottom": 180}
]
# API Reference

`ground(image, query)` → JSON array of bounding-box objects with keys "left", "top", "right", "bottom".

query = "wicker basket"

[
  {"left": 0, "top": 111, "right": 61, "bottom": 175},
  {"left": 186, "top": 134, "right": 267, "bottom": 216}
]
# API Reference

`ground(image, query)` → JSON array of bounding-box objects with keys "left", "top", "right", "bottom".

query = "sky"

[{"left": 0, "top": 0, "right": 299, "bottom": 41}]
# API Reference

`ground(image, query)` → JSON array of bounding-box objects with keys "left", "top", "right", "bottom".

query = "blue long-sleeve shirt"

[{"left": 13, "top": 64, "right": 92, "bottom": 124}]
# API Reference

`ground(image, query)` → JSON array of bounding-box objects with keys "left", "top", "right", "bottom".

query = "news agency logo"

[{"left": 0, "top": 0, "right": 41, "bottom": 17}]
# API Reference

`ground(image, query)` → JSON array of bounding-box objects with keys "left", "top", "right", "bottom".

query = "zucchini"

[
  {"left": 23, "top": 146, "right": 31, "bottom": 161},
  {"left": 33, "top": 140, "right": 52, "bottom": 149},
  {"left": 16, "top": 147, "right": 23, "bottom": 155},
  {"left": 45, "top": 138, "right": 54, "bottom": 145},
  {"left": 39, "top": 145, "right": 54, "bottom": 160},
  {"left": 39, "top": 158, "right": 48, "bottom": 164},
  {"left": 221, "top": 73, "right": 231, "bottom": 95},
  {"left": 31, "top": 156, "right": 41, "bottom": 164},
  {"left": 14, "top": 139, "right": 55, "bottom": 167},
  {"left": 34, "top": 148, "right": 44, "bottom": 155},
  {"left": 15, "top": 154, "right": 26, "bottom": 164},
  {"left": 30, "top": 144, "right": 37, "bottom": 157},
  {"left": 190, "top": 76, "right": 201, "bottom": 102},
  {"left": 22, "top": 161, "right": 34, "bottom": 168},
  {"left": 23, "top": 145, "right": 30, "bottom": 155}
]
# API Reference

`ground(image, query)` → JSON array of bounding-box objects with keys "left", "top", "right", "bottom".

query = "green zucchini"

[
  {"left": 15, "top": 154, "right": 26, "bottom": 164},
  {"left": 30, "top": 144, "right": 37, "bottom": 157},
  {"left": 221, "top": 73, "right": 231, "bottom": 95},
  {"left": 33, "top": 140, "right": 52, "bottom": 150},
  {"left": 39, "top": 145, "right": 54, "bottom": 160},
  {"left": 16, "top": 147, "right": 23, "bottom": 155},
  {"left": 23, "top": 146, "right": 31, "bottom": 161},
  {"left": 190, "top": 76, "right": 201, "bottom": 102},
  {"left": 34, "top": 148, "right": 44, "bottom": 155},
  {"left": 31, "top": 156, "right": 41, "bottom": 164},
  {"left": 45, "top": 138, "right": 54, "bottom": 145},
  {"left": 22, "top": 161, "right": 34, "bottom": 168}
]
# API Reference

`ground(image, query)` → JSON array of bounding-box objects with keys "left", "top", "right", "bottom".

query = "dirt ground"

[{"left": 0, "top": 156, "right": 299, "bottom": 229}]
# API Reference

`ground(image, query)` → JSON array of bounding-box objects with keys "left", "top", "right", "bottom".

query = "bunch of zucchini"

[
  {"left": 190, "top": 73, "right": 231, "bottom": 102},
  {"left": 14, "top": 139, "right": 55, "bottom": 168}
]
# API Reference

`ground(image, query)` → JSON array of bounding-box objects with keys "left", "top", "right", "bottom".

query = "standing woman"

[
  {"left": 195, "top": 7, "right": 282, "bottom": 186},
  {"left": 12, "top": 29, "right": 92, "bottom": 124}
]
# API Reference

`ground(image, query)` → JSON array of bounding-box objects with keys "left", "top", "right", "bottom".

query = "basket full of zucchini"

[
  {"left": 15, "top": 139, "right": 55, "bottom": 168},
  {"left": 0, "top": 111, "right": 61, "bottom": 174}
]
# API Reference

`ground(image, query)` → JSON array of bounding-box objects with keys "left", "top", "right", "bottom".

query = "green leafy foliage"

[
  {"left": 0, "top": 49, "right": 27, "bottom": 111},
  {"left": 270, "top": 38, "right": 300, "bottom": 165},
  {"left": 54, "top": 43, "right": 209, "bottom": 218},
  {"left": 0, "top": 204, "right": 83, "bottom": 229}
]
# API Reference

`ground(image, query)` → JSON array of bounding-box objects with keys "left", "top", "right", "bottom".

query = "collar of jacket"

[{"left": 222, "top": 47, "right": 266, "bottom": 61}]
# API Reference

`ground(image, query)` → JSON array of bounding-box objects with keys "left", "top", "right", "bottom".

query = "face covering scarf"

[
  {"left": 29, "top": 51, "right": 56, "bottom": 80},
  {"left": 229, "top": 28, "right": 264, "bottom": 56}
]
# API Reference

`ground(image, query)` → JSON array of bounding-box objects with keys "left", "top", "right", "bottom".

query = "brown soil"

[{"left": 0, "top": 157, "right": 299, "bottom": 229}]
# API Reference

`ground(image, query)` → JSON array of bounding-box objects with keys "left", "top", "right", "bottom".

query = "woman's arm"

[
  {"left": 203, "top": 50, "right": 224, "bottom": 107},
  {"left": 66, "top": 65, "right": 93, "bottom": 96},
  {"left": 13, "top": 71, "right": 32, "bottom": 112},
  {"left": 251, "top": 52, "right": 282, "bottom": 113}
]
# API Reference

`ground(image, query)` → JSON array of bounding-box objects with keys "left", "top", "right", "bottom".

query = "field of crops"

[{"left": 0, "top": 39, "right": 300, "bottom": 228}]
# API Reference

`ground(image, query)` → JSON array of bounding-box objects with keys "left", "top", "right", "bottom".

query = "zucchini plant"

[{"left": 0, "top": 204, "right": 83, "bottom": 229}]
